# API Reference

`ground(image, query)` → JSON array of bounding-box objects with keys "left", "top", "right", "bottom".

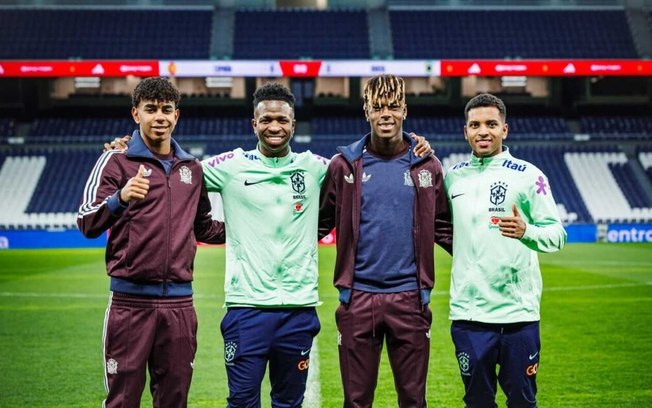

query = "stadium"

[{"left": 0, "top": 0, "right": 651, "bottom": 406}]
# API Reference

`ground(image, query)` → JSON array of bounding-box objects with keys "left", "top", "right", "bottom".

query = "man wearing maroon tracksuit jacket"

[
  {"left": 319, "top": 74, "right": 453, "bottom": 407},
  {"left": 77, "top": 77, "right": 225, "bottom": 408}
]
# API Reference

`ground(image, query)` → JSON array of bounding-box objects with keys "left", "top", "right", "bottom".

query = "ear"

[
  {"left": 463, "top": 125, "right": 469, "bottom": 141},
  {"left": 502, "top": 122, "right": 509, "bottom": 140},
  {"left": 403, "top": 104, "right": 408, "bottom": 120},
  {"left": 251, "top": 118, "right": 257, "bottom": 133},
  {"left": 363, "top": 104, "right": 370, "bottom": 122},
  {"left": 174, "top": 109, "right": 180, "bottom": 121},
  {"left": 131, "top": 107, "right": 140, "bottom": 124}
]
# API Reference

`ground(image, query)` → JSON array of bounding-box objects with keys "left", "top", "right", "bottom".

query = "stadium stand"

[
  {"left": 638, "top": 149, "right": 652, "bottom": 183},
  {"left": 232, "top": 9, "right": 370, "bottom": 59},
  {"left": 580, "top": 115, "right": 652, "bottom": 140},
  {"left": 390, "top": 9, "right": 639, "bottom": 59},
  {"left": 0, "top": 3, "right": 651, "bottom": 231},
  {"left": 24, "top": 117, "right": 253, "bottom": 144},
  {"left": 565, "top": 150, "right": 652, "bottom": 223},
  {"left": 0, "top": 8, "right": 213, "bottom": 59},
  {"left": 29, "top": 118, "right": 135, "bottom": 143},
  {"left": 610, "top": 161, "right": 652, "bottom": 209},
  {"left": 2, "top": 112, "right": 651, "bottom": 228}
]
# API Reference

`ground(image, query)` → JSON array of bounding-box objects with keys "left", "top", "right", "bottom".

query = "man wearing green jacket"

[
  {"left": 444, "top": 93, "right": 566, "bottom": 408},
  {"left": 202, "top": 83, "right": 327, "bottom": 407}
]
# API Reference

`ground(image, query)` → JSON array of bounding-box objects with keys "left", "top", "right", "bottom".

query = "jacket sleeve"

[
  {"left": 318, "top": 158, "right": 338, "bottom": 240},
  {"left": 77, "top": 151, "right": 125, "bottom": 238},
  {"left": 201, "top": 155, "right": 229, "bottom": 193},
  {"left": 194, "top": 179, "right": 226, "bottom": 244},
  {"left": 520, "top": 171, "right": 567, "bottom": 253},
  {"left": 433, "top": 158, "right": 453, "bottom": 255}
]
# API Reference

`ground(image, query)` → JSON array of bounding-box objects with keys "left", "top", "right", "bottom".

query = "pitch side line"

[
  {"left": 2, "top": 282, "right": 652, "bottom": 299},
  {"left": 304, "top": 337, "right": 321, "bottom": 407}
]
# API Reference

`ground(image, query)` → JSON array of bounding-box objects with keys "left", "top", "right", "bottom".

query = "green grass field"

[{"left": 1, "top": 243, "right": 651, "bottom": 407}]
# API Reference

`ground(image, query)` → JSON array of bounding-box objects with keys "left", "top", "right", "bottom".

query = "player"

[
  {"left": 445, "top": 93, "right": 566, "bottom": 407},
  {"left": 77, "top": 77, "right": 225, "bottom": 408},
  {"left": 318, "top": 74, "right": 453, "bottom": 407}
]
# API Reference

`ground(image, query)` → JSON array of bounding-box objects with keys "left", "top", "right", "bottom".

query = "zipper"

[
  {"left": 410, "top": 166, "right": 422, "bottom": 307},
  {"left": 163, "top": 172, "right": 171, "bottom": 296},
  {"left": 349, "top": 158, "right": 360, "bottom": 258}
]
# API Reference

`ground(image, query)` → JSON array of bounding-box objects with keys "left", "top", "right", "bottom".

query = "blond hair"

[{"left": 363, "top": 74, "right": 406, "bottom": 109}]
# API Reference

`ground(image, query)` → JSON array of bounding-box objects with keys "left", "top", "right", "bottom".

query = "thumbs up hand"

[
  {"left": 120, "top": 165, "right": 150, "bottom": 203},
  {"left": 498, "top": 204, "right": 526, "bottom": 239},
  {"left": 104, "top": 135, "right": 131, "bottom": 153}
]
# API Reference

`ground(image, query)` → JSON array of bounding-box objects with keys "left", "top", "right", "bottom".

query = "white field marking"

[
  {"left": 304, "top": 337, "right": 321, "bottom": 408},
  {"left": 0, "top": 292, "right": 107, "bottom": 298},
  {"left": 543, "top": 282, "right": 652, "bottom": 292},
  {"left": 1, "top": 282, "right": 652, "bottom": 300},
  {"left": 0, "top": 290, "right": 323, "bottom": 407},
  {"left": 0, "top": 292, "right": 224, "bottom": 299}
]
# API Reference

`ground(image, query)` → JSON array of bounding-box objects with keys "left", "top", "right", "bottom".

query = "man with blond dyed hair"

[{"left": 319, "top": 74, "right": 453, "bottom": 407}]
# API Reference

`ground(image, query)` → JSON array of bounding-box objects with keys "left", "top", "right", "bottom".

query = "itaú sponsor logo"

[{"left": 606, "top": 225, "right": 652, "bottom": 243}]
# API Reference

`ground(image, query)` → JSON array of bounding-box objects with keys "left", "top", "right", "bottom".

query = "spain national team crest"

[
  {"left": 106, "top": 358, "right": 118, "bottom": 375},
  {"left": 490, "top": 181, "right": 507, "bottom": 205},
  {"left": 291, "top": 171, "right": 305, "bottom": 194},
  {"left": 179, "top": 166, "right": 192, "bottom": 185},
  {"left": 418, "top": 170, "right": 432, "bottom": 188}
]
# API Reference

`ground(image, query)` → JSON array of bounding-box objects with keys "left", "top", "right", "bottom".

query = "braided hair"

[{"left": 363, "top": 74, "right": 406, "bottom": 110}]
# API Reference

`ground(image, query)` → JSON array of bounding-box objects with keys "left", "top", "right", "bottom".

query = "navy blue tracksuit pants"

[
  {"left": 451, "top": 320, "right": 540, "bottom": 408},
  {"left": 220, "top": 307, "right": 320, "bottom": 408}
]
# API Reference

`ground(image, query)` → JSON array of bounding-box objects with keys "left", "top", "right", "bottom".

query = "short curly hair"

[
  {"left": 252, "top": 82, "right": 295, "bottom": 110},
  {"left": 132, "top": 77, "right": 180, "bottom": 108},
  {"left": 464, "top": 93, "right": 506, "bottom": 122}
]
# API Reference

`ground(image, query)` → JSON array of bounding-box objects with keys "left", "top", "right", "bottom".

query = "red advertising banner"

[
  {"left": 0, "top": 59, "right": 650, "bottom": 77},
  {"left": 0, "top": 61, "right": 159, "bottom": 77},
  {"left": 440, "top": 60, "right": 652, "bottom": 76},
  {"left": 278, "top": 60, "right": 323, "bottom": 77}
]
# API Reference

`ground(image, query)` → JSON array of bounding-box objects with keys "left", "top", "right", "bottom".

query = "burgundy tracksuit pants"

[
  {"left": 336, "top": 289, "right": 432, "bottom": 408},
  {"left": 102, "top": 292, "right": 198, "bottom": 408}
]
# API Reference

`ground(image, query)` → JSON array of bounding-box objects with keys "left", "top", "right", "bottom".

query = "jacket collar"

[
  {"left": 126, "top": 129, "right": 194, "bottom": 161},
  {"left": 338, "top": 131, "right": 427, "bottom": 165},
  {"left": 469, "top": 145, "right": 511, "bottom": 166},
  {"left": 244, "top": 145, "right": 296, "bottom": 168}
]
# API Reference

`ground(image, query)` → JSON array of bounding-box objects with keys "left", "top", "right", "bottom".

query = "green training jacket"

[
  {"left": 202, "top": 147, "right": 328, "bottom": 307},
  {"left": 444, "top": 147, "right": 566, "bottom": 323}
]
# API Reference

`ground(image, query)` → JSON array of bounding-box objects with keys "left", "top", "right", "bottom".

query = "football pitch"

[{"left": 0, "top": 243, "right": 651, "bottom": 407}]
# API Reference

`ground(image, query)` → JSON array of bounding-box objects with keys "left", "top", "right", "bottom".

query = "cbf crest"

[
  {"left": 457, "top": 352, "right": 471, "bottom": 376},
  {"left": 291, "top": 171, "right": 305, "bottom": 194},
  {"left": 490, "top": 181, "right": 507, "bottom": 206},
  {"left": 224, "top": 341, "right": 237, "bottom": 365},
  {"left": 417, "top": 170, "right": 432, "bottom": 188},
  {"left": 179, "top": 166, "right": 192, "bottom": 185}
]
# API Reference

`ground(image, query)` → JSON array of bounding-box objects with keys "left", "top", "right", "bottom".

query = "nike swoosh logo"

[
  {"left": 300, "top": 349, "right": 311, "bottom": 356},
  {"left": 452, "top": 193, "right": 465, "bottom": 199},
  {"left": 529, "top": 352, "right": 539, "bottom": 360},
  {"left": 244, "top": 179, "right": 265, "bottom": 186}
]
